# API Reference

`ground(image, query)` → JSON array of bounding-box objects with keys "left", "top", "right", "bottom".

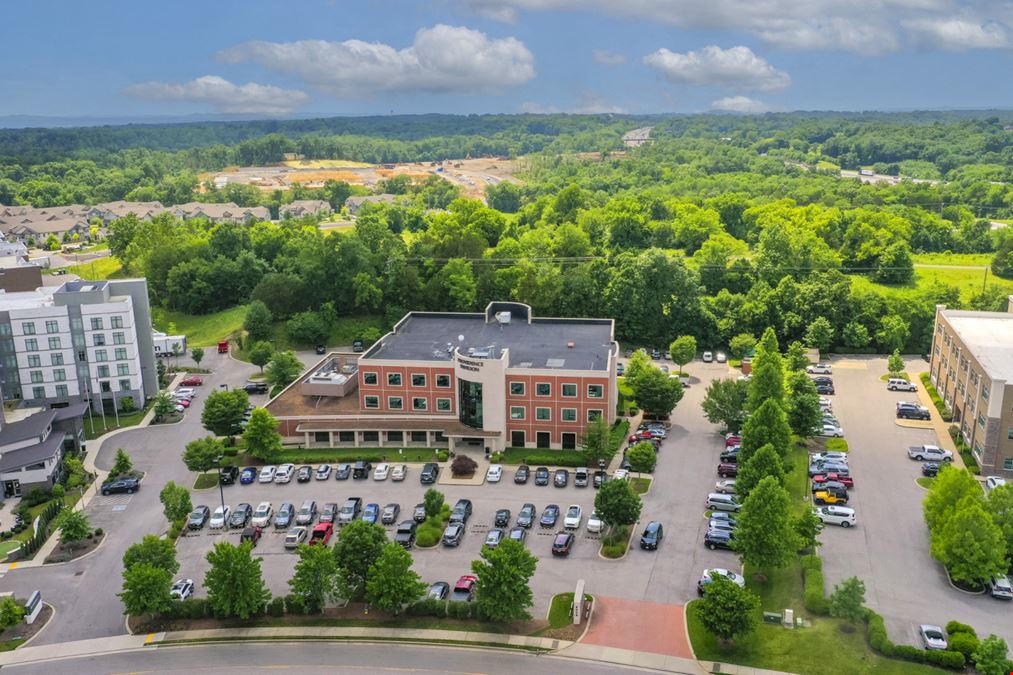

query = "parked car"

[
  {"left": 361, "top": 503, "right": 380, "bottom": 524},
  {"left": 807, "top": 363, "right": 832, "bottom": 374},
  {"left": 170, "top": 579, "right": 195, "bottom": 600},
  {"left": 896, "top": 402, "right": 930, "bottom": 420},
  {"left": 258, "top": 466, "right": 276, "bottom": 483},
  {"left": 295, "top": 499, "right": 317, "bottom": 525},
  {"left": 373, "top": 463, "right": 390, "bottom": 481},
  {"left": 517, "top": 503, "right": 536, "bottom": 528},
  {"left": 494, "top": 509, "right": 511, "bottom": 528},
  {"left": 172, "top": 388, "right": 196, "bottom": 401},
  {"left": 809, "top": 462, "right": 850, "bottom": 477},
  {"left": 239, "top": 467, "right": 257, "bottom": 484},
  {"left": 394, "top": 521, "right": 417, "bottom": 549},
  {"left": 908, "top": 445, "right": 953, "bottom": 462},
  {"left": 450, "top": 575, "right": 477, "bottom": 602},
  {"left": 381, "top": 503, "right": 401, "bottom": 525},
  {"left": 574, "top": 467, "right": 589, "bottom": 487},
  {"left": 697, "top": 568, "right": 745, "bottom": 595},
  {"left": 639, "top": 521, "right": 664, "bottom": 550},
  {"left": 484, "top": 529, "right": 505, "bottom": 549},
  {"left": 812, "top": 472, "right": 854, "bottom": 489},
  {"left": 708, "top": 516, "right": 737, "bottom": 532},
  {"left": 704, "top": 528, "right": 735, "bottom": 550},
  {"left": 702, "top": 351, "right": 714, "bottom": 362},
  {"left": 717, "top": 462, "right": 738, "bottom": 478},
  {"left": 719, "top": 447, "right": 740, "bottom": 463},
  {"left": 616, "top": 362, "right": 625, "bottom": 376},
  {"left": 586, "top": 511, "right": 603, "bottom": 533},
  {"left": 593, "top": 470, "right": 607, "bottom": 488},
  {"left": 887, "top": 378, "right": 917, "bottom": 391},
  {"left": 815, "top": 383, "right": 835, "bottom": 395},
  {"left": 985, "top": 476, "right": 1008, "bottom": 492},
  {"left": 486, "top": 464, "right": 503, "bottom": 483},
  {"left": 251, "top": 501, "right": 273, "bottom": 527},
  {"left": 818, "top": 423, "right": 844, "bottom": 437},
  {"left": 242, "top": 382, "right": 269, "bottom": 395},
  {"left": 534, "top": 466, "right": 550, "bottom": 486},
  {"left": 715, "top": 479, "right": 737, "bottom": 494},
  {"left": 814, "top": 505, "right": 856, "bottom": 527},
  {"left": 413, "top": 503, "right": 427, "bottom": 523},
  {"left": 514, "top": 464, "right": 530, "bottom": 484},
  {"left": 353, "top": 461, "right": 373, "bottom": 479},
  {"left": 420, "top": 463, "right": 439, "bottom": 484},
  {"left": 813, "top": 489, "right": 849, "bottom": 505},
  {"left": 563, "top": 504, "right": 583, "bottom": 529},
  {"left": 986, "top": 574, "right": 1013, "bottom": 600},
  {"left": 240, "top": 525, "right": 262, "bottom": 546},
  {"left": 706, "top": 493, "right": 741, "bottom": 512},
  {"left": 811, "top": 480, "right": 849, "bottom": 495},
  {"left": 187, "top": 505, "right": 210, "bottom": 530},
  {"left": 314, "top": 464, "right": 332, "bottom": 480},
  {"left": 919, "top": 624, "right": 948, "bottom": 651},
  {"left": 724, "top": 435, "right": 742, "bottom": 447},
  {"left": 101, "top": 476, "right": 140, "bottom": 495},
  {"left": 552, "top": 531, "right": 575, "bottom": 556},
  {"left": 554, "top": 469, "right": 569, "bottom": 487},
  {"left": 442, "top": 522, "right": 465, "bottom": 547},
  {"left": 229, "top": 503, "right": 252, "bottom": 529},
  {"left": 174, "top": 397, "right": 191, "bottom": 408},
  {"left": 508, "top": 527, "right": 527, "bottom": 544},
  {"left": 296, "top": 465, "right": 312, "bottom": 483},
  {"left": 284, "top": 526, "right": 308, "bottom": 549},
  {"left": 819, "top": 397, "right": 833, "bottom": 410},
  {"left": 273, "top": 502, "right": 294, "bottom": 528},
  {"left": 338, "top": 498, "right": 362, "bottom": 524},
  {"left": 450, "top": 499, "right": 473, "bottom": 524},
  {"left": 180, "top": 376, "right": 203, "bottom": 387},
  {"left": 540, "top": 504, "right": 561, "bottom": 528},
  {"left": 811, "top": 451, "right": 849, "bottom": 464},
  {"left": 335, "top": 463, "right": 352, "bottom": 480},
  {"left": 209, "top": 505, "right": 230, "bottom": 529},
  {"left": 651, "top": 348, "right": 661, "bottom": 359},
  {"left": 715, "top": 351, "right": 727, "bottom": 363},
  {"left": 391, "top": 464, "right": 407, "bottom": 482},
  {"left": 319, "top": 502, "right": 339, "bottom": 524},
  {"left": 309, "top": 522, "right": 334, "bottom": 546},
  {"left": 427, "top": 582, "right": 450, "bottom": 600}
]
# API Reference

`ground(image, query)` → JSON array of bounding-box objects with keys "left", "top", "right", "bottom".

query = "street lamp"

[
  {"left": 220, "top": 383, "right": 229, "bottom": 391},
  {"left": 214, "top": 455, "right": 226, "bottom": 516}
]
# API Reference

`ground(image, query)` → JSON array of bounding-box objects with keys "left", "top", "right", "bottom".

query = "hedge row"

[
  {"left": 866, "top": 610, "right": 965, "bottom": 669},
  {"left": 405, "top": 598, "right": 484, "bottom": 620},
  {"left": 801, "top": 555, "right": 830, "bottom": 616},
  {"left": 920, "top": 373, "right": 953, "bottom": 422},
  {"left": 19, "top": 499, "right": 63, "bottom": 558}
]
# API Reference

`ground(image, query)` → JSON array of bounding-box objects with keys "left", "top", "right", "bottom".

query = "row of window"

[
  {"left": 313, "top": 430, "right": 443, "bottom": 444},
  {"left": 27, "top": 353, "right": 64, "bottom": 367},
  {"left": 23, "top": 332, "right": 127, "bottom": 351},
  {"left": 509, "top": 406, "right": 603, "bottom": 423},
  {"left": 31, "top": 385, "right": 69, "bottom": 399},
  {"left": 362, "top": 372, "right": 452, "bottom": 388},
  {"left": 20, "top": 316, "right": 125, "bottom": 336},
  {"left": 510, "top": 381, "right": 604, "bottom": 398},
  {"left": 363, "top": 395, "right": 450, "bottom": 411}
]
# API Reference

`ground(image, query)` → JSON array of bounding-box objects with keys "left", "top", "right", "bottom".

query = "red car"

[
  {"left": 450, "top": 575, "right": 478, "bottom": 602},
  {"left": 725, "top": 435, "right": 741, "bottom": 447},
  {"left": 812, "top": 473, "right": 854, "bottom": 488},
  {"left": 176, "top": 398, "right": 191, "bottom": 408},
  {"left": 309, "top": 522, "right": 333, "bottom": 546},
  {"left": 628, "top": 431, "right": 654, "bottom": 443},
  {"left": 717, "top": 462, "right": 738, "bottom": 478},
  {"left": 180, "top": 376, "right": 203, "bottom": 386}
]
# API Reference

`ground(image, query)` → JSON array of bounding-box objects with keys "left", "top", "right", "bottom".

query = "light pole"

[{"left": 215, "top": 455, "right": 226, "bottom": 516}]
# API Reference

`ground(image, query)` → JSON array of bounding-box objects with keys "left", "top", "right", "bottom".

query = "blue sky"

[{"left": 3, "top": 0, "right": 1012, "bottom": 118}]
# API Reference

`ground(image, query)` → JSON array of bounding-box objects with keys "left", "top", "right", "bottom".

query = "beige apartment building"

[{"left": 930, "top": 300, "right": 1013, "bottom": 477}]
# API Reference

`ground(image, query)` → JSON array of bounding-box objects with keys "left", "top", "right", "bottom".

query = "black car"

[
  {"left": 413, "top": 503, "right": 427, "bottom": 523},
  {"left": 897, "top": 404, "right": 931, "bottom": 420},
  {"left": 552, "top": 531, "right": 575, "bottom": 556},
  {"left": 218, "top": 466, "right": 240, "bottom": 485},
  {"left": 420, "top": 463, "right": 439, "bottom": 484},
  {"left": 922, "top": 462, "right": 941, "bottom": 477},
  {"left": 442, "top": 522, "right": 465, "bottom": 547},
  {"left": 514, "top": 464, "right": 530, "bottom": 484},
  {"left": 704, "top": 528, "right": 734, "bottom": 550},
  {"left": 554, "top": 469, "right": 569, "bottom": 487},
  {"left": 101, "top": 476, "right": 140, "bottom": 495},
  {"left": 640, "top": 521, "right": 664, "bottom": 550},
  {"left": 187, "top": 505, "right": 210, "bottom": 530},
  {"left": 335, "top": 463, "right": 352, "bottom": 480},
  {"left": 314, "top": 344, "right": 326, "bottom": 355},
  {"left": 229, "top": 503, "right": 252, "bottom": 529},
  {"left": 296, "top": 465, "right": 312, "bottom": 483},
  {"left": 719, "top": 448, "right": 740, "bottom": 463},
  {"left": 534, "top": 466, "right": 550, "bottom": 486},
  {"left": 593, "top": 470, "right": 607, "bottom": 488},
  {"left": 812, "top": 376, "right": 834, "bottom": 386},
  {"left": 450, "top": 499, "right": 473, "bottom": 524},
  {"left": 494, "top": 509, "right": 511, "bottom": 528},
  {"left": 517, "top": 503, "right": 536, "bottom": 528},
  {"left": 816, "top": 383, "right": 835, "bottom": 395},
  {"left": 240, "top": 526, "right": 262, "bottom": 546},
  {"left": 352, "top": 339, "right": 365, "bottom": 353},
  {"left": 574, "top": 467, "right": 589, "bottom": 487},
  {"left": 394, "top": 521, "right": 417, "bottom": 549},
  {"left": 540, "top": 504, "right": 560, "bottom": 528},
  {"left": 242, "top": 382, "right": 269, "bottom": 395},
  {"left": 352, "top": 460, "right": 372, "bottom": 479},
  {"left": 509, "top": 527, "right": 528, "bottom": 544},
  {"left": 381, "top": 503, "right": 401, "bottom": 525}
]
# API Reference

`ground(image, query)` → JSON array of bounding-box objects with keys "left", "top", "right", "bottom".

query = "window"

[
  {"left": 113, "top": 332, "right": 125, "bottom": 345},
  {"left": 587, "top": 409, "right": 603, "bottom": 422},
  {"left": 55, "top": 384, "right": 68, "bottom": 398},
  {"left": 77, "top": 350, "right": 87, "bottom": 362},
  {"left": 90, "top": 318, "right": 103, "bottom": 330},
  {"left": 364, "top": 395, "right": 379, "bottom": 409},
  {"left": 435, "top": 431, "right": 448, "bottom": 443},
  {"left": 411, "top": 431, "right": 428, "bottom": 443},
  {"left": 119, "top": 379, "right": 131, "bottom": 391},
  {"left": 93, "top": 334, "right": 105, "bottom": 346},
  {"left": 982, "top": 384, "right": 990, "bottom": 401},
  {"left": 111, "top": 316, "right": 123, "bottom": 329},
  {"left": 436, "top": 374, "right": 451, "bottom": 388},
  {"left": 1007, "top": 428, "right": 1013, "bottom": 440},
  {"left": 50, "top": 353, "right": 63, "bottom": 366},
  {"left": 95, "top": 349, "right": 107, "bottom": 362},
  {"left": 562, "top": 383, "right": 577, "bottom": 397},
  {"left": 388, "top": 396, "right": 403, "bottom": 410},
  {"left": 30, "top": 371, "right": 43, "bottom": 384},
  {"left": 511, "top": 431, "right": 525, "bottom": 447},
  {"left": 412, "top": 397, "right": 428, "bottom": 411},
  {"left": 97, "top": 365, "right": 110, "bottom": 378},
  {"left": 45, "top": 320, "right": 58, "bottom": 333},
  {"left": 115, "top": 348, "right": 127, "bottom": 360},
  {"left": 536, "top": 407, "right": 551, "bottom": 421},
  {"left": 411, "top": 373, "right": 427, "bottom": 387},
  {"left": 0, "top": 323, "right": 9, "bottom": 336},
  {"left": 338, "top": 431, "right": 355, "bottom": 442},
  {"left": 510, "top": 406, "right": 526, "bottom": 420},
  {"left": 117, "top": 363, "right": 129, "bottom": 376},
  {"left": 587, "top": 384, "right": 604, "bottom": 398},
  {"left": 48, "top": 337, "right": 61, "bottom": 350},
  {"left": 458, "top": 379, "right": 483, "bottom": 429},
  {"left": 27, "top": 355, "right": 41, "bottom": 368},
  {"left": 362, "top": 431, "right": 379, "bottom": 442},
  {"left": 53, "top": 369, "right": 66, "bottom": 382},
  {"left": 21, "top": 322, "right": 36, "bottom": 335},
  {"left": 437, "top": 398, "right": 451, "bottom": 411},
  {"left": 978, "top": 413, "right": 986, "bottom": 429},
  {"left": 536, "top": 383, "right": 551, "bottom": 397},
  {"left": 561, "top": 408, "right": 577, "bottom": 422},
  {"left": 32, "top": 386, "right": 45, "bottom": 400},
  {"left": 314, "top": 431, "right": 329, "bottom": 443},
  {"left": 70, "top": 317, "right": 82, "bottom": 332},
  {"left": 510, "top": 381, "right": 525, "bottom": 396},
  {"left": 363, "top": 372, "right": 378, "bottom": 385},
  {"left": 387, "top": 373, "right": 402, "bottom": 386},
  {"left": 25, "top": 338, "right": 38, "bottom": 351},
  {"left": 387, "top": 431, "right": 404, "bottom": 442},
  {"left": 1005, "top": 458, "right": 1013, "bottom": 471}
]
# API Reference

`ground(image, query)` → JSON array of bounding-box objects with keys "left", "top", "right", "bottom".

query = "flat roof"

[
  {"left": 0, "top": 288, "right": 56, "bottom": 311},
  {"left": 943, "top": 309, "right": 1013, "bottom": 382},
  {"left": 366, "top": 313, "right": 615, "bottom": 371}
]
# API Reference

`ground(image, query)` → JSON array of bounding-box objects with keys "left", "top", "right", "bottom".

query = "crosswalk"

[{"left": 89, "top": 494, "right": 133, "bottom": 509}]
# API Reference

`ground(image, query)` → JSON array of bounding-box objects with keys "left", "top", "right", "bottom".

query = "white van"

[
  {"left": 887, "top": 378, "right": 917, "bottom": 392},
  {"left": 706, "top": 493, "right": 742, "bottom": 512},
  {"left": 814, "top": 505, "right": 856, "bottom": 527}
]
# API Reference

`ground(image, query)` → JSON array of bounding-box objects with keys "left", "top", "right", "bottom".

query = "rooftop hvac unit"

[
  {"left": 341, "top": 364, "right": 356, "bottom": 374},
  {"left": 495, "top": 311, "right": 512, "bottom": 324}
]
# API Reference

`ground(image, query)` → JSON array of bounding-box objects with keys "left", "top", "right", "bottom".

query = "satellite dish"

[{"left": 458, "top": 335, "right": 465, "bottom": 342}]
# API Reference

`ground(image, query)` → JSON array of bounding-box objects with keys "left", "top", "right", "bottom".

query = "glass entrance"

[
  {"left": 4, "top": 480, "right": 21, "bottom": 499},
  {"left": 536, "top": 432, "right": 550, "bottom": 448}
]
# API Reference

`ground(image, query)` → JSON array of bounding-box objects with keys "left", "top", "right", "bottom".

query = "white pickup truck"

[{"left": 907, "top": 444, "right": 953, "bottom": 462}]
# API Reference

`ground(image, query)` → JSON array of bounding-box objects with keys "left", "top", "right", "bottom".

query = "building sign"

[
  {"left": 458, "top": 358, "right": 483, "bottom": 372},
  {"left": 25, "top": 590, "right": 41, "bottom": 624}
]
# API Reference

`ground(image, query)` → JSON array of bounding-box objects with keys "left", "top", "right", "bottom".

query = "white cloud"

[
  {"left": 644, "top": 45, "right": 790, "bottom": 91},
  {"left": 593, "top": 49, "right": 627, "bottom": 65},
  {"left": 461, "top": 0, "right": 1012, "bottom": 53},
  {"left": 218, "top": 25, "right": 535, "bottom": 97},
  {"left": 711, "top": 95, "right": 771, "bottom": 113},
  {"left": 123, "top": 76, "right": 308, "bottom": 114}
]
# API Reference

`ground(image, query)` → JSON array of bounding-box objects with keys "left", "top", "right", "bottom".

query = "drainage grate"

[{"left": 74, "top": 571, "right": 84, "bottom": 576}]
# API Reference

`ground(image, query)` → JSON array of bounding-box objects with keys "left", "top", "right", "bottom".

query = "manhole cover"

[
  {"left": 74, "top": 571, "right": 84, "bottom": 576},
  {"left": 112, "top": 505, "right": 127, "bottom": 511}
]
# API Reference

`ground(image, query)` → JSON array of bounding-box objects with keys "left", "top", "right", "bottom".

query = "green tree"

[
  {"left": 244, "top": 300, "right": 273, "bottom": 342},
  {"left": 876, "top": 314, "right": 910, "bottom": 353},
  {"left": 190, "top": 346, "right": 204, "bottom": 368},
  {"left": 734, "top": 444, "right": 784, "bottom": 498},
  {"left": 630, "top": 366, "right": 683, "bottom": 417},
  {"left": 728, "top": 333, "right": 757, "bottom": 360},
  {"left": 0, "top": 596, "right": 26, "bottom": 630},
  {"left": 243, "top": 408, "right": 283, "bottom": 463},
  {"left": 182, "top": 436, "right": 225, "bottom": 474},
  {"left": 152, "top": 391, "right": 175, "bottom": 422},
  {"left": 747, "top": 330, "right": 784, "bottom": 411},
  {"left": 159, "top": 481, "right": 193, "bottom": 524},
  {"left": 423, "top": 488, "right": 444, "bottom": 519},
  {"left": 365, "top": 542, "right": 426, "bottom": 615},
  {"left": 44, "top": 234, "right": 60, "bottom": 251},
  {"left": 123, "top": 534, "right": 180, "bottom": 575},
  {"left": 332, "top": 520, "right": 388, "bottom": 593},
  {"left": 118, "top": 563, "right": 173, "bottom": 622},
  {"left": 701, "top": 378, "right": 749, "bottom": 434},
  {"left": 805, "top": 316, "right": 834, "bottom": 353},
  {"left": 972, "top": 635, "right": 1013, "bottom": 675},
  {"left": 248, "top": 341, "right": 274, "bottom": 372},
  {"left": 698, "top": 576, "right": 760, "bottom": 644},
  {"left": 841, "top": 321, "right": 871, "bottom": 350},
  {"left": 874, "top": 241, "right": 915, "bottom": 284},
  {"left": 784, "top": 341, "right": 809, "bottom": 372},
  {"left": 740, "top": 399, "right": 791, "bottom": 463},
  {"left": 111, "top": 448, "right": 133, "bottom": 477},
  {"left": 201, "top": 389, "right": 250, "bottom": 438},
  {"left": 785, "top": 371, "right": 823, "bottom": 438},
  {"left": 668, "top": 335, "right": 697, "bottom": 375},
  {"left": 887, "top": 348, "right": 905, "bottom": 375},
  {"left": 594, "top": 478, "right": 643, "bottom": 533},
  {"left": 626, "top": 441, "right": 657, "bottom": 475},
  {"left": 624, "top": 349, "right": 652, "bottom": 382},
  {"left": 734, "top": 476, "right": 799, "bottom": 572},
  {"left": 580, "top": 415, "right": 615, "bottom": 468},
  {"left": 265, "top": 350, "right": 302, "bottom": 389},
  {"left": 204, "top": 541, "right": 270, "bottom": 619},
  {"left": 923, "top": 464, "right": 983, "bottom": 531},
  {"left": 57, "top": 508, "right": 91, "bottom": 551},
  {"left": 986, "top": 484, "right": 1013, "bottom": 563},
  {"left": 287, "top": 310, "right": 331, "bottom": 346},
  {"left": 794, "top": 511, "right": 824, "bottom": 553},
  {"left": 63, "top": 456, "right": 88, "bottom": 490},
  {"left": 829, "top": 576, "right": 867, "bottom": 627},
  {"left": 289, "top": 542, "right": 347, "bottom": 613},
  {"left": 932, "top": 499, "right": 1007, "bottom": 586},
  {"left": 471, "top": 538, "right": 539, "bottom": 622}
]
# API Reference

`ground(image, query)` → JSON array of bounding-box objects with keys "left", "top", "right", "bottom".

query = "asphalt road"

[
  {"left": 817, "top": 356, "right": 1013, "bottom": 647},
  {"left": 2, "top": 642, "right": 646, "bottom": 675}
]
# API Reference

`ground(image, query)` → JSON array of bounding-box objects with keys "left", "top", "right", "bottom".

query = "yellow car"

[{"left": 813, "top": 489, "right": 849, "bottom": 505}]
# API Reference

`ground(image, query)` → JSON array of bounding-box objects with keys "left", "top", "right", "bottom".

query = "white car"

[
  {"left": 702, "top": 351, "right": 714, "bottom": 362},
  {"left": 274, "top": 463, "right": 295, "bottom": 483},
  {"left": 586, "top": 511, "right": 603, "bottom": 533},
  {"left": 391, "top": 464, "right": 407, "bottom": 482},
  {"left": 819, "top": 397, "right": 833, "bottom": 411},
  {"left": 714, "top": 479, "right": 737, "bottom": 494},
  {"left": 170, "top": 578, "right": 194, "bottom": 600},
  {"left": 563, "top": 504, "right": 583, "bottom": 529},
  {"left": 258, "top": 466, "right": 276, "bottom": 483},
  {"left": 985, "top": 476, "right": 1007, "bottom": 492},
  {"left": 209, "top": 505, "right": 230, "bottom": 529},
  {"left": 919, "top": 624, "right": 948, "bottom": 651},
  {"left": 814, "top": 505, "right": 856, "bottom": 528},
  {"left": 811, "top": 451, "right": 848, "bottom": 464},
  {"left": 807, "top": 363, "right": 832, "bottom": 374},
  {"left": 907, "top": 445, "right": 953, "bottom": 462},
  {"left": 251, "top": 501, "right": 273, "bottom": 527},
  {"left": 172, "top": 388, "right": 196, "bottom": 401},
  {"left": 486, "top": 464, "right": 503, "bottom": 483},
  {"left": 612, "top": 468, "right": 629, "bottom": 480},
  {"left": 698, "top": 568, "right": 746, "bottom": 594},
  {"left": 174, "top": 403, "right": 185, "bottom": 414},
  {"left": 373, "top": 463, "right": 390, "bottom": 480},
  {"left": 715, "top": 351, "right": 727, "bottom": 363},
  {"left": 818, "top": 423, "right": 844, "bottom": 438},
  {"left": 314, "top": 464, "right": 331, "bottom": 480}
]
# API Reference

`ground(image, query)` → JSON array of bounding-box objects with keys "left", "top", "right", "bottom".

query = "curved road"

[{"left": 2, "top": 642, "right": 650, "bottom": 675}]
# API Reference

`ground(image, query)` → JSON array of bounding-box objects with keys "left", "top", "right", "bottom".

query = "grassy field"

[
  {"left": 151, "top": 305, "right": 248, "bottom": 347},
  {"left": 234, "top": 315, "right": 386, "bottom": 360},
  {"left": 84, "top": 403, "right": 151, "bottom": 440},
  {"left": 912, "top": 253, "right": 992, "bottom": 266},
  {"left": 283, "top": 159, "right": 372, "bottom": 169},
  {"left": 62, "top": 256, "right": 123, "bottom": 280},
  {"left": 851, "top": 268, "right": 1012, "bottom": 302}
]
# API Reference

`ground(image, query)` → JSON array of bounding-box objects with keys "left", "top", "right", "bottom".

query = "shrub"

[
  {"left": 162, "top": 598, "right": 208, "bottom": 620},
  {"left": 223, "top": 448, "right": 239, "bottom": 457},
  {"left": 436, "top": 450, "right": 450, "bottom": 462},
  {"left": 865, "top": 609, "right": 965, "bottom": 670},
  {"left": 94, "top": 528, "right": 103, "bottom": 536},
  {"left": 267, "top": 596, "right": 285, "bottom": 617},
  {"left": 505, "top": 451, "right": 588, "bottom": 467},
  {"left": 447, "top": 601, "right": 472, "bottom": 619},
  {"left": 892, "top": 645, "right": 927, "bottom": 662},
  {"left": 921, "top": 373, "right": 952, "bottom": 421},
  {"left": 926, "top": 650, "right": 966, "bottom": 669},
  {"left": 284, "top": 593, "right": 307, "bottom": 615},
  {"left": 22, "top": 488, "right": 52, "bottom": 507},
  {"left": 406, "top": 599, "right": 447, "bottom": 617},
  {"left": 948, "top": 632, "right": 980, "bottom": 664},
  {"left": 450, "top": 455, "right": 478, "bottom": 477},
  {"left": 945, "top": 620, "right": 977, "bottom": 637},
  {"left": 415, "top": 522, "right": 442, "bottom": 548},
  {"left": 803, "top": 567, "right": 830, "bottom": 615}
]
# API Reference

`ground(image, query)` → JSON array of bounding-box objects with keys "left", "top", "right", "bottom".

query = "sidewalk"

[
  {"left": 0, "top": 634, "right": 153, "bottom": 666},
  {"left": 915, "top": 377, "right": 966, "bottom": 470}
]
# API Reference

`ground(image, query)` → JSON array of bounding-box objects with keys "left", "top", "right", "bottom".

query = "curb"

[
  {"left": 40, "top": 532, "right": 107, "bottom": 567},
  {"left": 597, "top": 521, "right": 639, "bottom": 561},
  {"left": 17, "top": 602, "right": 55, "bottom": 649},
  {"left": 945, "top": 568, "right": 986, "bottom": 595}
]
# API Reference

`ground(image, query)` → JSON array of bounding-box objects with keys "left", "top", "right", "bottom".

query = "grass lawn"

[
  {"left": 0, "top": 540, "right": 22, "bottom": 558},
  {"left": 686, "top": 602, "right": 947, "bottom": 675},
  {"left": 233, "top": 315, "right": 386, "bottom": 360},
  {"left": 911, "top": 253, "right": 992, "bottom": 267},
  {"left": 62, "top": 256, "right": 123, "bottom": 280},
  {"left": 0, "top": 639, "right": 23, "bottom": 652},
  {"left": 83, "top": 403, "right": 150, "bottom": 440},
  {"left": 629, "top": 477, "right": 652, "bottom": 494},
  {"left": 193, "top": 473, "right": 219, "bottom": 490},
  {"left": 879, "top": 372, "right": 910, "bottom": 382},
  {"left": 851, "top": 267, "right": 1011, "bottom": 303},
  {"left": 151, "top": 305, "right": 248, "bottom": 347},
  {"left": 815, "top": 160, "right": 840, "bottom": 171},
  {"left": 916, "top": 477, "right": 935, "bottom": 489},
  {"left": 548, "top": 593, "right": 576, "bottom": 628}
]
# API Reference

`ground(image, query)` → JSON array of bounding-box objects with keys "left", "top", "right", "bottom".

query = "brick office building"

[{"left": 266, "top": 302, "right": 619, "bottom": 453}]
